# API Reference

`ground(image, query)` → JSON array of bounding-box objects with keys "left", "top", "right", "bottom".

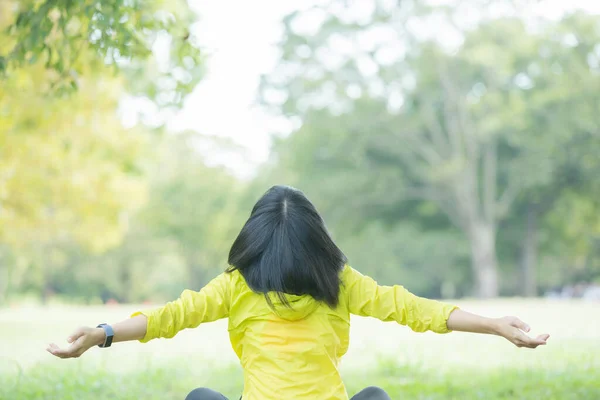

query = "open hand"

[
  {"left": 494, "top": 316, "right": 550, "bottom": 349},
  {"left": 46, "top": 326, "right": 105, "bottom": 359}
]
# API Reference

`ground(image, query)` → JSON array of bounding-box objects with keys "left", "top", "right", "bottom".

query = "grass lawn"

[{"left": 1, "top": 299, "right": 599, "bottom": 399}]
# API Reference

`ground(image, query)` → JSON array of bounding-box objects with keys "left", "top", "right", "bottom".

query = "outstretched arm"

[
  {"left": 446, "top": 309, "right": 550, "bottom": 348},
  {"left": 343, "top": 266, "right": 458, "bottom": 333},
  {"left": 48, "top": 272, "right": 231, "bottom": 359},
  {"left": 343, "top": 266, "right": 550, "bottom": 348},
  {"left": 47, "top": 314, "right": 147, "bottom": 359}
]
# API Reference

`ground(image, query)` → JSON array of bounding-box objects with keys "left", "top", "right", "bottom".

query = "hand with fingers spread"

[
  {"left": 46, "top": 315, "right": 147, "bottom": 359},
  {"left": 446, "top": 309, "right": 550, "bottom": 349},
  {"left": 46, "top": 326, "right": 105, "bottom": 359},
  {"left": 493, "top": 316, "right": 550, "bottom": 349}
]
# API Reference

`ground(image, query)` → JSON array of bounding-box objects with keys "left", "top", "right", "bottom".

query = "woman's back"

[
  {"left": 136, "top": 265, "right": 457, "bottom": 400},
  {"left": 228, "top": 268, "right": 349, "bottom": 400}
]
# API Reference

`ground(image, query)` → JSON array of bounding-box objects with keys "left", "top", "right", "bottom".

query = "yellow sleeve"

[
  {"left": 342, "top": 266, "right": 458, "bottom": 334},
  {"left": 131, "top": 272, "right": 231, "bottom": 343}
]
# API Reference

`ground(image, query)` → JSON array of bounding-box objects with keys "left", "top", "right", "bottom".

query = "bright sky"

[
  {"left": 165, "top": 1, "right": 317, "bottom": 178},
  {"left": 142, "top": 0, "right": 600, "bottom": 178}
]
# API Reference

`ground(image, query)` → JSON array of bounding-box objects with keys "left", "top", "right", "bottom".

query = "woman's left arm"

[
  {"left": 47, "top": 272, "right": 232, "bottom": 359},
  {"left": 47, "top": 315, "right": 148, "bottom": 359},
  {"left": 447, "top": 309, "right": 550, "bottom": 349}
]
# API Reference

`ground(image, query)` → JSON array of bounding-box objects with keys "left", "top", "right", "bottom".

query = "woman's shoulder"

[
  {"left": 221, "top": 268, "right": 254, "bottom": 296},
  {"left": 338, "top": 265, "right": 362, "bottom": 296},
  {"left": 340, "top": 264, "right": 363, "bottom": 283}
]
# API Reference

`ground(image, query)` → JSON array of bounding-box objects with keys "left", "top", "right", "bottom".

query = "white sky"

[
  {"left": 134, "top": 0, "right": 600, "bottom": 178},
  {"left": 165, "top": 0, "right": 318, "bottom": 178}
]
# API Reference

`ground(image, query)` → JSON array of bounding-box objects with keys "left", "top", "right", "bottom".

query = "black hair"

[{"left": 227, "top": 185, "right": 347, "bottom": 308}]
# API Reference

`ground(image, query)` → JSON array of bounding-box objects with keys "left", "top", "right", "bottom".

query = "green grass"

[
  {"left": 1, "top": 300, "right": 599, "bottom": 399},
  {"left": 2, "top": 357, "right": 598, "bottom": 400}
]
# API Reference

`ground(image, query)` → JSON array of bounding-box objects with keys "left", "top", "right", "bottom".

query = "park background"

[{"left": 0, "top": 0, "right": 599, "bottom": 398}]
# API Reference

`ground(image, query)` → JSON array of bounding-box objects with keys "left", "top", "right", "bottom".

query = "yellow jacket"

[{"left": 133, "top": 266, "right": 458, "bottom": 399}]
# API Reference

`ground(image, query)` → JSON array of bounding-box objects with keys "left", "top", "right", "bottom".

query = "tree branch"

[
  {"left": 483, "top": 140, "right": 497, "bottom": 225},
  {"left": 402, "top": 132, "right": 444, "bottom": 166},
  {"left": 496, "top": 180, "right": 520, "bottom": 219},
  {"left": 438, "top": 61, "right": 481, "bottom": 164},
  {"left": 437, "top": 63, "right": 463, "bottom": 158},
  {"left": 404, "top": 186, "right": 469, "bottom": 231},
  {"left": 419, "top": 100, "right": 450, "bottom": 157},
  {"left": 368, "top": 134, "right": 432, "bottom": 181},
  {"left": 455, "top": 93, "right": 479, "bottom": 163},
  {"left": 437, "top": 61, "right": 484, "bottom": 228}
]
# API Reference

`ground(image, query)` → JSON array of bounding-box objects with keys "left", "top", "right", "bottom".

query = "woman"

[{"left": 47, "top": 186, "right": 549, "bottom": 400}]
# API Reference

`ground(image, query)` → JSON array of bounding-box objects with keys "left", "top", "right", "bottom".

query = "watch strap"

[{"left": 96, "top": 323, "right": 114, "bottom": 348}]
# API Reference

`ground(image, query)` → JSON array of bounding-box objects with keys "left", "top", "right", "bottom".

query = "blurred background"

[
  {"left": 1, "top": 1, "right": 600, "bottom": 399},
  {"left": 1, "top": 0, "right": 600, "bottom": 305}
]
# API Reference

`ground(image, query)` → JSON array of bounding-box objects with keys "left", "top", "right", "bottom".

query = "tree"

[
  {"left": 1, "top": 0, "right": 202, "bottom": 108},
  {"left": 0, "top": 63, "right": 150, "bottom": 301},
  {"left": 1, "top": 131, "right": 252, "bottom": 303},
  {"left": 496, "top": 12, "right": 600, "bottom": 295},
  {"left": 0, "top": 1, "right": 207, "bottom": 302},
  {"left": 0, "top": 4, "right": 155, "bottom": 302},
  {"left": 260, "top": 1, "right": 600, "bottom": 297}
]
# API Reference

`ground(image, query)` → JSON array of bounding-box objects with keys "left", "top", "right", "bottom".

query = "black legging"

[{"left": 185, "top": 386, "right": 391, "bottom": 400}]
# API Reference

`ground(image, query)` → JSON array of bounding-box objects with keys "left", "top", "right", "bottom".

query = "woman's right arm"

[
  {"left": 446, "top": 309, "right": 549, "bottom": 348},
  {"left": 47, "top": 314, "right": 148, "bottom": 359}
]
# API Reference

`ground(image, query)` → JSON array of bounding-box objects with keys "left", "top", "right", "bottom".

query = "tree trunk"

[
  {"left": 521, "top": 204, "right": 538, "bottom": 297},
  {"left": 469, "top": 222, "right": 499, "bottom": 298}
]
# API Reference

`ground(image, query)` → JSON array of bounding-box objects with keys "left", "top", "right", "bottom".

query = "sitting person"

[{"left": 47, "top": 185, "right": 550, "bottom": 400}]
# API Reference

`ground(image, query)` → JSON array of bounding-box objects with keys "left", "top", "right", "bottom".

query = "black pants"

[{"left": 185, "top": 386, "right": 391, "bottom": 400}]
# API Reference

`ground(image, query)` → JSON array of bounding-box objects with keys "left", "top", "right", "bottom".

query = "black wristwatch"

[{"left": 97, "top": 323, "right": 114, "bottom": 348}]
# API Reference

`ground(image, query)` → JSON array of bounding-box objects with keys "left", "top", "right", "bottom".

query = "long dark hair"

[{"left": 227, "top": 185, "right": 347, "bottom": 307}]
